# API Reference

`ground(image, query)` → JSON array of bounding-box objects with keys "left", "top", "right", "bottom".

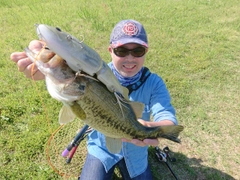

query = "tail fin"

[{"left": 157, "top": 125, "right": 184, "bottom": 143}]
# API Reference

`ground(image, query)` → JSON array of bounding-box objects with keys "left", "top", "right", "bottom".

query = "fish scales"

[
  {"left": 69, "top": 75, "right": 179, "bottom": 140},
  {"left": 69, "top": 77, "right": 140, "bottom": 139}
]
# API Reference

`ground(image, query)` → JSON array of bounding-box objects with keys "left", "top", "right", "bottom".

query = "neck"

[{"left": 109, "top": 63, "right": 143, "bottom": 87}]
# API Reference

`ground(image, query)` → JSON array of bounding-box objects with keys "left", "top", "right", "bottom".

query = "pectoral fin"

[
  {"left": 70, "top": 101, "right": 86, "bottom": 120},
  {"left": 105, "top": 136, "right": 122, "bottom": 154},
  {"left": 58, "top": 105, "right": 76, "bottom": 125}
]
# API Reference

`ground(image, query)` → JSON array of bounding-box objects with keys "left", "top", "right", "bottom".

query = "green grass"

[{"left": 1, "top": 0, "right": 240, "bottom": 179}]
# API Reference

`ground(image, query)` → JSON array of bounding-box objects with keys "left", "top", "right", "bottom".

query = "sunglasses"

[{"left": 113, "top": 46, "right": 146, "bottom": 57}]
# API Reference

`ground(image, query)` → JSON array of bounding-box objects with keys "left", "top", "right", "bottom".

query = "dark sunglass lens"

[
  {"left": 113, "top": 47, "right": 146, "bottom": 57},
  {"left": 132, "top": 47, "right": 146, "bottom": 57},
  {"left": 114, "top": 47, "right": 128, "bottom": 57}
]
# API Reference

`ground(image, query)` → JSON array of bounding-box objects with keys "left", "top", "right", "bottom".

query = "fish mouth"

[
  {"left": 35, "top": 24, "right": 43, "bottom": 40},
  {"left": 35, "top": 24, "right": 62, "bottom": 43},
  {"left": 36, "top": 24, "right": 52, "bottom": 41},
  {"left": 25, "top": 46, "right": 63, "bottom": 69}
]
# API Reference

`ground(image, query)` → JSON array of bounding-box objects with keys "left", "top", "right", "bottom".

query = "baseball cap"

[{"left": 110, "top": 19, "right": 148, "bottom": 48}]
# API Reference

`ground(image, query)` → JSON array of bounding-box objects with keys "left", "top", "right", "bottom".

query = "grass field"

[{"left": 0, "top": 0, "right": 240, "bottom": 179}]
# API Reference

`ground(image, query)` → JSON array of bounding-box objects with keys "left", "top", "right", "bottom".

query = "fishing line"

[
  {"left": 30, "top": 42, "right": 53, "bottom": 134},
  {"left": 46, "top": 124, "right": 65, "bottom": 176},
  {"left": 28, "top": 43, "right": 73, "bottom": 178},
  {"left": 28, "top": 43, "right": 71, "bottom": 177},
  {"left": 29, "top": 43, "right": 87, "bottom": 178}
]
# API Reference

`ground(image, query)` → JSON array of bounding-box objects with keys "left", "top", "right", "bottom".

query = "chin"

[{"left": 121, "top": 72, "right": 137, "bottom": 77}]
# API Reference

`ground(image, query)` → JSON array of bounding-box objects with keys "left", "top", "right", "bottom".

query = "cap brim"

[{"left": 111, "top": 38, "right": 148, "bottom": 48}]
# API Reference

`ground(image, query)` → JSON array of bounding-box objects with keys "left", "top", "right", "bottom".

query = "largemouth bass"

[{"left": 25, "top": 25, "right": 184, "bottom": 153}]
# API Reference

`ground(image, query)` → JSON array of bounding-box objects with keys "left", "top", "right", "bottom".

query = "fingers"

[
  {"left": 10, "top": 52, "right": 38, "bottom": 75},
  {"left": 131, "top": 139, "right": 147, "bottom": 147},
  {"left": 143, "top": 139, "right": 159, "bottom": 147},
  {"left": 29, "top": 40, "right": 45, "bottom": 53},
  {"left": 10, "top": 40, "right": 44, "bottom": 64},
  {"left": 17, "top": 58, "right": 33, "bottom": 72},
  {"left": 10, "top": 40, "right": 46, "bottom": 81},
  {"left": 20, "top": 62, "right": 45, "bottom": 80},
  {"left": 28, "top": 70, "right": 45, "bottom": 81},
  {"left": 122, "top": 138, "right": 159, "bottom": 147},
  {"left": 16, "top": 57, "right": 40, "bottom": 78},
  {"left": 22, "top": 63, "right": 45, "bottom": 80},
  {"left": 11, "top": 53, "right": 43, "bottom": 80},
  {"left": 10, "top": 52, "right": 27, "bottom": 63}
]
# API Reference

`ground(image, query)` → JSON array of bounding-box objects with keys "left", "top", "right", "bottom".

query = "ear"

[
  {"left": 145, "top": 48, "right": 149, "bottom": 53},
  {"left": 108, "top": 46, "right": 113, "bottom": 53}
]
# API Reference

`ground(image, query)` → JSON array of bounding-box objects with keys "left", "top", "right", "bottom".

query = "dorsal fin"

[
  {"left": 129, "top": 101, "right": 144, "bottom": 118},
  {"left": 121, "top": 86, "right": 130, "bottom": 100}
]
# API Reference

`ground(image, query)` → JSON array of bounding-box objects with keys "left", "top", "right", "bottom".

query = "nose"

[{"left": 125, "top": 53, "right": 135, "bottom": 61}]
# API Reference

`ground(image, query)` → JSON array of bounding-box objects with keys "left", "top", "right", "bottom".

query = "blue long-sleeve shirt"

[{"left": 87, "top": 64, "right": 177, "bottom": 178}]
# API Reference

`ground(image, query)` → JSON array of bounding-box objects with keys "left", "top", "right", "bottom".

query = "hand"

[
  {"left": 121, "top": 119, "right": 162, "bottom": 147},
  {"left": 122, "top": 138, "right": 159, "bottom": 147},
  {"left": 10, "top": 40, "right": 45, "bottom": 80},
  {"left": 121, "top": 119, "right": 175, "bottom": 147}
]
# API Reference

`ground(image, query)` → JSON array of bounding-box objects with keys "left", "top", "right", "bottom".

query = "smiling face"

[{"left": 108, "top": 43, "right": 148, "bottom": 77}]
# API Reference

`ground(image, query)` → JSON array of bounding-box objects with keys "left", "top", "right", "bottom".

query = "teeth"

[{"left": 124, "top": 65, "right": 134, "bottom": 69}]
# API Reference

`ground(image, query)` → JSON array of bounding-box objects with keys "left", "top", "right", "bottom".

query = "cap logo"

[{"left": 122, "top": 22, "right": 138, "bottom": 36}]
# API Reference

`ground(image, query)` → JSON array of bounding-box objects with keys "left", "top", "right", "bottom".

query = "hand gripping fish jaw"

[
  {"left": 35, "top": 24, "right": 102, "bottom": 75},
  {"left": 35, "top": 24, "right": 129, "bottom": 99}
]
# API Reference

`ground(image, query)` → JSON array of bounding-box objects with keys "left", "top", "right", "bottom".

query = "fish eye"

[{"left": 56, "top": 27, "right": 61, "bottom": 32}]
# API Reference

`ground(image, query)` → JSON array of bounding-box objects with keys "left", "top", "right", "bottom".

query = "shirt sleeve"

[{"left": 149, "top": 74, "right": 178, "bottom": 125}]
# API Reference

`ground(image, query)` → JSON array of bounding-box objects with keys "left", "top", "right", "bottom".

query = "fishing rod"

[
  {"left": 155, "top": 146, "right": 178, "bottom": 180},
  {"left": 61, "top": 124, "right": 91, "bottom": 163}
]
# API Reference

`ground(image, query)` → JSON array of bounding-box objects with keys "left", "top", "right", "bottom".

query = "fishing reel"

[
  {"left": 155, "top": 146, "right": 178, "bottom": 180},
  {"left": 155, "top": 146, "right": 176, "bottom": 162}
]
